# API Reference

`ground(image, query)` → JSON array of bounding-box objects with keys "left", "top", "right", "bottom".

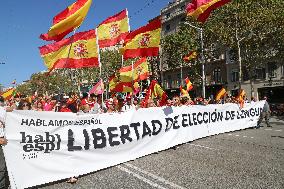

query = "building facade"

[
  {"left": 159, "top": 0, "right": 284, "bottom": 102},
  {"left": 160, "top": 0, "right": 228, "bottom": 98}
]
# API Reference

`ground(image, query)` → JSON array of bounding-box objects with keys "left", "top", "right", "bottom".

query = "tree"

[
  {"left": 203, "top": 0, "right": 284, "bottom": 71},
  {"left": 161, "top": 25, "right": 200, "bottom": 82}
]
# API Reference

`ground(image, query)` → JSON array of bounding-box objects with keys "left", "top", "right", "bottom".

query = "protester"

[
  {"left": 0, "top": 96, "right": 9, "bottom": 189},
  {"left": 256, "top": 96, "right": 271, "bottom": 128}
]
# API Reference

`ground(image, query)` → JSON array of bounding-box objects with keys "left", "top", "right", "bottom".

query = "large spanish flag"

[
  {"left": 40, "top": 0, "right": 92, "bottom": 41},
  {"left": 186, "top": 0, "right": 231, "bottom": 23},
  {"left": 1, "top": 88, "right": 15, "bottom": 100},
  {"left": 39, "top": 30, "right": 99, "bottom": 72},
  {"left": 122, "top": 18, "right": 161, "bottom": 60},
  {"left": 97, "top": 9, "right": 130, "bottom": 48}
]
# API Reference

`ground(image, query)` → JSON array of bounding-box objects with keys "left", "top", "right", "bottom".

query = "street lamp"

[
  {"left": 184, "top": 22, "right": 205, "bottom": 98},
  {"left": 235, "top": 29, "right": 254, "bottom": 90}
]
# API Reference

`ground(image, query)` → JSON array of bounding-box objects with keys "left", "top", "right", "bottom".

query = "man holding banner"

[{"left": 0, "top": 97, "right": 9, "bottom": 189}]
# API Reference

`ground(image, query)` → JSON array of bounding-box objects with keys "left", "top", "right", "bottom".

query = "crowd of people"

[
  {"left": 0, "top": 91, "right": 270, "bottom": 186},
  {"left": 0, "top": 91, "right": 257, "bottom": 114}
]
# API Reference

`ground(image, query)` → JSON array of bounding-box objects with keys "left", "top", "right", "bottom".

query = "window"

[
  {"left": 227, "top": 49, "right": 237, "bottom": 64},
  {"left": 167, "top": 75, "right": 172, "bottom": 88},
  {"left": 163, "top": 79, "right": 168, "bottom": 89},
  {"left": 255, "top": 68, "right": 266, "bottom": 79},
  {"left": 281, "top": 65, "right": 284, "bottom": 76},
  {"left": 166, "top": 13, "right": 171, "bottom": 18},
  {"left": 165, "top": 24, "right": 171, "bottom": 32},
  {"left": 268, "top": 63, "right": 277, "bottom": 78},
  {"left": 213, "top": 68, "right": 221, "bottom": 83},
  {"left": 231, "top": 70, "right": 239, "bottom": 82},
  {"left": 177, "top": 74, "right": 181, "bottom": 87}
]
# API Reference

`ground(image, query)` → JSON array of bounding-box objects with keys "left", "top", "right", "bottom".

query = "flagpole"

[
  {"left": 64, "top": 29, "right": 78, "bottom": 91},
  {"left": 131, "top": 60, "right": 134, "bottom": 105},
  {"left": 96, "top": 28, "right": 104, "bottom": 104}
]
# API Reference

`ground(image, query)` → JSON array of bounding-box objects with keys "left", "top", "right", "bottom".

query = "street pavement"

[{"left": 35, "top": 117, "right": 284, "bottom": 189}]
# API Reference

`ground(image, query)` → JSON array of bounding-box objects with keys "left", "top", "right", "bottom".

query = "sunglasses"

[{"left": 23, "top": 103, "right": 29, "bottom": 107}]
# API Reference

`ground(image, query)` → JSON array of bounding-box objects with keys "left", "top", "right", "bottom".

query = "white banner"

[{"left": 3, "top": 101, "right": 264, "bottom": 189}]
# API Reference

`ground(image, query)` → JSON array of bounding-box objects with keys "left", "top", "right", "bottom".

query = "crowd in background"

[{"left": 0, "top": 91, "right": 258, "bottom": 114}]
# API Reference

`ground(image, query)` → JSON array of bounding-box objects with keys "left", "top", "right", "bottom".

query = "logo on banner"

[
  {"left": 110, "top": 23, "right": 121, "bottom": 38},
  {"left": 20, "top": 132, "right": 61, "bottom": 160},
  {"left": 139, "top": 33, "right": 151, "bottom": 47},
  {"left": 73, "top": 41, "right": 88, "bottom": 57}
]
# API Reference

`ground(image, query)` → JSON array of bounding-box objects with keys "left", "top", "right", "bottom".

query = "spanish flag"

[
  {"left": 180, "top": 86, "right": 189, "bottom": 96},
  {"left": 122, "top": 18, "right": 161, "bottom": 60},
  {"left": 186, "top": 0, "right": 231, "bottom": 23},
  {"left": 119, "top": 57, "right": 149, "bottom": 82},
  {"left": 97, "top": 9, "right": 130, "bottom": 48},
  {"left": 40, "top": 0, "right": 92, "bottom": 41},
  {"left": 109, "top": 58, "right": 149, "bottom": 93},
  {"left": 1, "top": 88, "right": 15, "bottom": 100},
  {"left": 185, "top": 77, "right": 193, "bottom": 91},
  {"left": 143, "top": 80, "right": 167, "bottom": 107},
  {"left": 183, "top": 51, "right": 197, "bottom": 62},
  {"left": 237, "top": 89, "right": 246, "bottom": 108},
  {"left": 39, "top": 30, "right": 99, "bottom": 73},
  {"left": 108, "top": 75, "right": 134, "bottom": 93},
  {"left": 215, "top": 87, "right": 226, "bottom": 100}
]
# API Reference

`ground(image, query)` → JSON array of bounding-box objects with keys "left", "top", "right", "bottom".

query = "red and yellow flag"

[
  {"left": 215, "top": 87, "right": 226, "bottom": 100},
  {"left": 39, "top": 30, "right": 99, "bottom": 73},
  {"left": 185, "top": 77, "right": 193, "bottom": 91},
  {"left": 1, "top": 88, "right": 15, "bottom": 100},
  {"left": 109, "top": 57, "right": 149, "bottom": 93},
  {"left": 186, "top": 0, "right": 231, "bottom": 23},
  {"left": 237, "top": 89, "right": 246, "bottom": 108},
  {"left": 97, "top": 9, "right": 130, "bottom": 48},
  {"left": 40, "top": 0, "right": 92, "bottom": 41},
  {"left": 183, "top": 51, "right": 197, "bottom": 62},
  {"left": 119, "top": 57, "right": 149, "bottom": 82},
  {"left": 109, "top": 75, "right": 134, "bottom": 93},
  {"left": 122, "top": 18, "right": 161, "bottom": 60},
  {"left": 143, "top": 80, "right": 167, "bottom": 107}
]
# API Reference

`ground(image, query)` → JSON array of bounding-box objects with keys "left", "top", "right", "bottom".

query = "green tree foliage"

[
  {"left": 162, "top": 0, "right": 284, "bottom": 81},
  {"left": 16, "top": 71, "right": 75, "bottom": 96},
  {"left": 204, "top": 0, "right": 284, "bottom": 74}
]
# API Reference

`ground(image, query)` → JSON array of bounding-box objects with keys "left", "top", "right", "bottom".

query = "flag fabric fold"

[
  {"left": 215, "top": 87, "right": 226, "bottom": 100},
  {"left": 185, "top": 77, "right": 193, "bottom": 91},
  {"left": 39, "top": 30, "right": 99, "bottom": 73},
  {"left": 89, "top": 79, "right": 104, "bottom": 95},
  {"left": 237, "top": 89, "right": 246, "bottom": 108},
  {"left": 186, "top": 0, "right": 231, "bottom": 23},
  {"left": 97, "top": 9, "right": 130, "bottom": 48},
  {"left": 122, "top": 18, "right": 161, "bottom": 60},
  {"left": 183, "top": 51, "right": 197, "bottom": 62},
  {"left": 109, "top": 57, "right": 149, "bottom": 93},
  {"left": 40, "top": 0, "right": 92, "bottom": 41},
  {"left": 1, "top": 88, "right": 15, "bottom": 100},
  {"left": 119, "top": 57, "right": 149, "bottom": 82},
  {"left": 142, "top": 80, "right": 167, "bottom": 107}
]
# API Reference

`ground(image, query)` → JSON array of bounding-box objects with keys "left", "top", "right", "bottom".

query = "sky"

[{"left": 0, "top": 0, "right": 170, "bottom": 88}]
